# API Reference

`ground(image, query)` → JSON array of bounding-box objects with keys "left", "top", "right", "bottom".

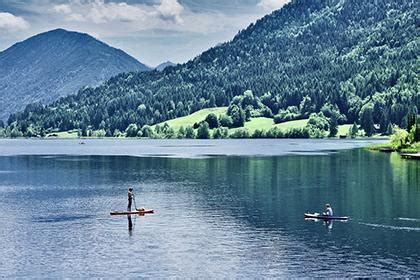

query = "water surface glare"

[
  {"left": 0, "top": 138, "right": 380, "bottom": 157},
  {"left": 0, "top": 139, "right": 419, "bottom": 277}
]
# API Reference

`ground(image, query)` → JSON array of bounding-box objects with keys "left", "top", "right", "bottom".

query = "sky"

[{"left": 0, "top": 0, "right": 289, "bottom": 66}]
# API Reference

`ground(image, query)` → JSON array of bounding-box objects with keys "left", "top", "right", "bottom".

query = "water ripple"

[
  {"left": 358, "top": 222, "right": 420, "bottom": 232},
  {"left": 33, "top": 214, "right": 94, "bottom": 223},
  {"left": 397, "top": 217, "right": 420, "bottom": 222}
]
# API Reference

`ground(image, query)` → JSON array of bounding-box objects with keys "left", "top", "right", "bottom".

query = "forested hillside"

[
  {"left": 0, "top": 29, "right": 150, "bottom": 121},
  {"left": 6, "top": 0, "right": 419, "bottom": 137}
]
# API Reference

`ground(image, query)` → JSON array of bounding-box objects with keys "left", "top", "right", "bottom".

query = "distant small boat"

[
  {"left": 110, "top": 209, "right": 154, "bottom": 215},
  {"left": 379, "top": 147, "right": 394, "bottom": 153},
  {"left": 304, "top": 213, "right": 348, "bottom": 220},
  {"left": 79, "top": 142, "right": 86, "bottom": 145}
]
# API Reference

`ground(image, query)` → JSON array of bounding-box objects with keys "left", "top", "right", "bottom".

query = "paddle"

[{"left": 133, "top": 196, "right": 138, "bottom": 211}]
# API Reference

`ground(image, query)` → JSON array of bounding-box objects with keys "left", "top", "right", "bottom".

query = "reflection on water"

[
  {"left": 33, "top": 214, "right": 93, "bottom": 223},
  {"left": 325, "top": 220, "right": 333, "bottom": 231},
  {"left": 304, "top": 218, "right": 336, "bottom": 233},
  {"left": 128, "top": 215, "right": 133, "bottom": 234},
  {"left": 0, "top": 147, "right": 419, "bottom": 277},
  {"left": 0, "top": 138, "right": 383, "bottom": 157}
]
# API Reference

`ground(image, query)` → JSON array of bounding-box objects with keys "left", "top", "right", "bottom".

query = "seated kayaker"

[
  {"left": 127, "top": 187, "right": 135, "bottom": 211},
  {"left": 323, "top": 204, "right": 333, "bottom": 216}
]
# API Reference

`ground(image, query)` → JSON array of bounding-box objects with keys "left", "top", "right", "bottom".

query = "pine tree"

[
  {"left": 197, "top": 122, "right": 210, "bottom": 139},
  {"left": 349, "top": 122, "right": 358, "bottom": 138},
  {"left": 329, "top": 115, "right": 338, "bottom": 137},
  {"left": 185, "top": 126, "right": 195, "bottom": 139},
  {"left": 360, "top": 105, "right": 375, "bottom": 136}
]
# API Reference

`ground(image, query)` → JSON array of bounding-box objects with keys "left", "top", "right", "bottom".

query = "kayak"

[
  {"left": 304, "top": 213, "right": 348, "bottom": 220},
  {"left": 305, "top": 213, "right": 348, "bottom": 220},
  {"left": 110, "top": 209, "right": 154, "bottom": 215}
]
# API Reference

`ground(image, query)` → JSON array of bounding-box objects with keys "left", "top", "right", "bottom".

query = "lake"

[{"left": 0, "top": 139, "right": 419, "bottom": 277}]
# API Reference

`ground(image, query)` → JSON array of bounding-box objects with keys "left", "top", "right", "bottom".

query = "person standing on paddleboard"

[
  {"left": 324, "top": 204, "right": 333, "bottom": 216},
  {"left": 127, "top": 188, "right": 135, "bottom": 211}
]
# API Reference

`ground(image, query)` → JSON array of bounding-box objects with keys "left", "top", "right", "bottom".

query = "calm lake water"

[{"left": 0, "top": 139, "right": 419, "bottom": 277}]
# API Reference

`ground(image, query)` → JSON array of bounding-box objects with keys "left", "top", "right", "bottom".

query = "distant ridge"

[
  {"left": 0, "top": 28, "right": 150, "bottom": 120},
  {"left": 155, "top": 61, "right": 176, "bottom": 71}
]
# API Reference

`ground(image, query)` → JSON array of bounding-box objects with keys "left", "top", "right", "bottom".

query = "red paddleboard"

[{"left": 110, "top": 209, "right": 154, "bottom": 215}]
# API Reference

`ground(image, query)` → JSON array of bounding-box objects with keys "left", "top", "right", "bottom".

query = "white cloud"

[
  {"left": 257, "top": 0, "right": 290, "bottom": 11},
  {"left": 87, "top": 1, "right": 150, "bottom": 24},
  {"left": 156, "top": 0, "right": 184, "bottom": 23},
  {"left": 48, "top": 0, "right": 248, "bottom": 35},
  {"left": 0, "top": 12, "right": 29, "bottom": 31},
  {"left": 53, "top": 4, "right": 72, "bottom": 15},
  {"left": 52, "top": 0, "right": 183, "bottom": 24},
  {"left": 48, "top": 0, "right": 251, "bottom": 35}
]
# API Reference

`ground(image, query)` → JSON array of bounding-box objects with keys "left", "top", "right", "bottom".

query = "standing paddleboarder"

[{"left": 127, "top": 187, "right": 135, "bottom": 211}]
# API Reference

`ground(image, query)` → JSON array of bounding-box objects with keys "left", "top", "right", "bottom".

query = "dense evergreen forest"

[{"left": 4, "top": 0, "right": 419, "bottom": 137}]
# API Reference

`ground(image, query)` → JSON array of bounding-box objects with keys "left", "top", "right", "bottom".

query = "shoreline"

[{"left": 0, "top": 136, "right": 390, "bottom": 141}]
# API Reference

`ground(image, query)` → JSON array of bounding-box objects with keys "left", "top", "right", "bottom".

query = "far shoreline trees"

[{"left": 1, "top": 89, "right": 417, "bottom": 140}]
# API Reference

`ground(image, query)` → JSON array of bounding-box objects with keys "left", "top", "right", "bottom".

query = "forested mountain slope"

[
  {"left": 0, "top": 29, "right": 150, "bottom": 120},
  {"left": 8, "top": 0, "right": 419, "bottom": 135}
]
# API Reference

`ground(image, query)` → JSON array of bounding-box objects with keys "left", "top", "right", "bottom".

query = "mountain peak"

[
  {"left": 34, "top": 28, "right": 98, "bottom": 43},
  {"left": 0, "top": 29, "right": 151, "bottom": 120},
  {"left": 36, "top": 28, "right": 89, "bottom": 38},
  {"left": 47, "top": 28, "right": 70, "bottom": 33}
]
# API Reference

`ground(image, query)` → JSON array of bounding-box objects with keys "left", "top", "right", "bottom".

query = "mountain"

[
  {"left": 0, "top": 28, "right": 150, "bottom": 120},
  {"left": 7, "top": 0, "right": 419, "bottom": 136},
  {"left": 155, "top": 61, "right": 176, "bottom": 71}
]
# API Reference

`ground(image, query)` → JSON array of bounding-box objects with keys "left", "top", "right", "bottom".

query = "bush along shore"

[{"left": 368, "top": 115, "right": 420, "bottom": 153}]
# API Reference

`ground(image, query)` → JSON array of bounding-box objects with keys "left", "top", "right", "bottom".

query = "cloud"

[
  {"left": 87, "top": 1, "right": 150, "bottom": 24},
  {"left": 52, "top": 0, "right": 183, "bottom": 24},
  {"left": 156, "top": 0, "right": 184, "bottom": 23},
  {"left": 0, "top": 12, "right": 29, "bottom": 31},
  {"left": 257, "top": 0, "right": 290, "bottom": 11},
  {"left": 5, "top": 0, "right": 264, "bottom": 37},
  {"left": 53, "top": 4, "right": 72, "bottom": 15},
  {"left": 48, "top": 0, "right": 249, "bottom": 35}
]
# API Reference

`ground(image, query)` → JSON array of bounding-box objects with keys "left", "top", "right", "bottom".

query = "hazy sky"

[{"left": 0, "top": 0, "right": 289, "bottom": 66}]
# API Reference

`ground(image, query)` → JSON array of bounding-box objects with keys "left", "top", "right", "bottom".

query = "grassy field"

[
  {"left": 337, "top": 124, "right": 352, "bottom": 136},
  {"left": 154, "top": 108, "right": 309, "bottom": 135},
  {"left": 153, "top": 107, "right": 228, "bottom": 131},
  {"left": 146, "top": 107, "right": 364, "bottom": 137},
  {"left": 230, "top": 117, "right": 308, "bottom": 135}
]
